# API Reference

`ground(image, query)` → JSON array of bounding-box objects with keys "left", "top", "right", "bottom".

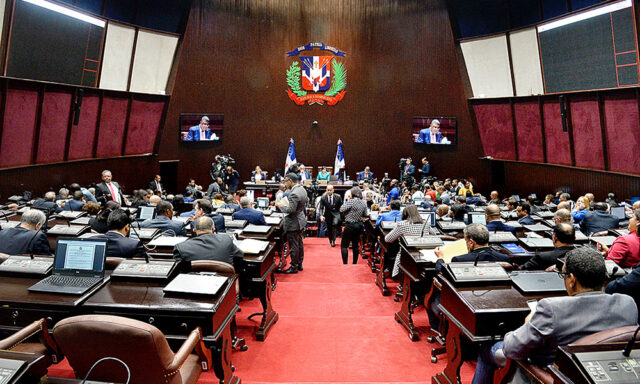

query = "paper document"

[
  {"left": 438, "top": 239, "right": 468, "bottom": 263},
  {"left": 148, "top": 236, "right": 189, "bottom": 247},
  {"left": 237, "top": 239, "right": 269, "bottom": 254},
  {"left": 419, "top": 249, "right": 438, "bottom": 263}
]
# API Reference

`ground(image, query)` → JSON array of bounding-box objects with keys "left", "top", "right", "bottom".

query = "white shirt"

[{"left": 106, "top": 182, "right": 121, "bottom": 204}]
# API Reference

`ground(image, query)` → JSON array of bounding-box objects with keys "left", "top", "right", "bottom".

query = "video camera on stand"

[{"left": 209, "top": 154, "right": 236, "bottom": 181}]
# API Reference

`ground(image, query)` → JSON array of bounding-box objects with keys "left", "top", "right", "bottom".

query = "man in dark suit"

[
  {"left": 185, "top": 179, "right": 204, "bottom": 199},
  {"left": 206, "top": 177, "right": 227, "bottom": 198},
  {"left": 516, "top": 203, "right": 535, "bottom": 225},
  {"left": 224, "top": 166, "right": 241, "bottom": 193},
  {"left": 417, "top": 119, "right": 442, "bottom": 143},
  {"left": 485, "top": 205, "right": 516, "bottom": 235},
  {"left": 148, "top": 174, "right": 163, "bottom": 194},
  {"left": 32, "top": 191, "right": 62, "bottom": 214},
  {"left": 473, "top": 247, "right": 637, "bottom": 384},
  {"left": 402, "top": 158, "right": 416, "bottom": 181},
  {"left": 92, "top": 209, "right": 146, "bottom": 259},
  {"left": 276, "top": 173, "right": 308, "bottom": 273},
  {"left": 173, "top": 216, "right": 243, "bottom": 270},
  {"left": 221, "top": 195, "right": 241, "bottom": 213},
  {"left": 521, "top": 223, "right": 575, "bottom": 270},
  {"left": 580, "top": 202, "right": 620, "bottom": 235},
  {"left": 63, "top": 191, "right": 85, "bottom": 211},
  {"left": 188, "top": 199, "right": 225, "bottom": 233},
  {"left": 95, "top": 170, "right": 126, "bottom": 205},
  {"left": 417, "top": 157, "right": 430, "bottom": 180},
  {"left": 233, "top": 197, "right": 267, "bottom": 225},
  {"left": 356, "top": 166, "right": 374, "bottom": 182},
  {"left": 606, "top": 263, "right": 640, "bottom": 316},
  {"left": 139, "top": 201, "right": 186, "bottom": 236},
  {"left": 0, "top": 209, "right": 50, "bottom": 255},
  {"left": 318, "top": 184, "right": 343, "bottom": 247}
]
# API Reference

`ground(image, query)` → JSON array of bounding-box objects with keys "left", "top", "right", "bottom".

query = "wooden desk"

[
  {"left": 552, "top": 342, "right": 640, "bottom": 384},
  {"left": 432, "top": 277, "right": 564, "bottom": 384},
  {"left": 395, "top": 242, "right": 435, "bottom": 341},
  {"left": 238, "top": 226, "right": 275, "bottom": 242},
  {"left": 236, "top": 242, "right": 279, "bottom": 341},
  {"left": 82, "top": 276, "right": 240, "bottom": 384},
  {"left": 374, "top": 225, "right": 395, "bottom": 296}
]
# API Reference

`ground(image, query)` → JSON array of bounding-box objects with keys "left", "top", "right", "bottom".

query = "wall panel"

[
  {"left": 542, "top": 99, "right": 572, "bottom": 165},
  {"left": 514, "top": 101, "right": 544, "bottom": 162},
  {"left": 461, "top": 34, "right": 514, "bottom": 98},
  {"left": 509, "top": 28, "right": 544, "bottom": 96},
  {"left": 124, "top": 99, "right": 164, "bottom": 155},
  {"left": 96, "top": 96, "right": 128, "bottom": 158},
  {"left": 0, "top": 88, "right": 38, "bottom": 168},
  {"left": 36, "top": 91, "right": 73, "bottom": 163},
  {"left": 473, "top": 103, "right": 516, "bottom": 160},
  {"left": 603, "top": 92, "right": 640, "bottom": 174},
  {"left": 129, "top": 30, "right": 178, "bottom": 94},
  {"left": 68, "top": 92, "right": 100, "bottom": 160},
  {"left": 99, "top": 22, "right": 135, "bottom": 91},
  {"left": 570, "top": 96, "right": 604, "bottom": 170}
]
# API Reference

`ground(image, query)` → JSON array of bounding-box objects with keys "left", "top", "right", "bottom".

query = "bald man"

[{"left": 485, "top": 204, "right": 516, "bottom": 235}]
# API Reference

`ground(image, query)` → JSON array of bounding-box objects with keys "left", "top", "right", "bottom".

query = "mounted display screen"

[
  {"left": 412, "top": 117, "right": 457, "bottom": 145},
  {"left": 179, "top": 114, "right": 224, "bottom": 142}
]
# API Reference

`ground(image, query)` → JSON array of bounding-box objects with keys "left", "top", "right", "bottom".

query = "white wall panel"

[
  {"left": 129, "top": 30, "right": 178, "bottom": 94},
  {"left": 509, "top": 28, "right": 544, "bottom": 96},
  {"left": 99, "top": 22, "right": 135, "bottom": 91},
  {"left": 0, "top": 0, "right": 6, "bottom": 52},
  {"left": 461, "top": 34, "right": 513, "bottom": 98}
]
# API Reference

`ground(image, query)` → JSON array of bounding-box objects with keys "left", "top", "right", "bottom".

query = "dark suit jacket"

[
  {"left": 148, "top": 180, "right": 163, "bottom": 192},
  {"left": 521, "top": 246, "right": 575, "bottom": 271},
  {"left": 89, "top": 217, "right": 109, "bottom": 234},
  {"left": 140, "top": 215, "right": 186, "bottom": 236},
  {"left": 63, "top": 200, "right": 85, "bottom": 211},
  {"left": 580, "top": 211, "right": 620, "bottom": 235},
  {"left": 95, "top": 181, "right": 125, "bottom": 203},
  {"left": 280, "top": 184, "right": 308, "bottom": 232},
  {"left": 206, "top": 182, "right": 225, "bottom": 197},
  {"left": 486, "top": 220, "right": 517, "bottom": 235},
  {"left": 92, "top": 231, "right": 146, "bottom": 259},
  {"left": 606, "top": 268, "right": 640, "bottom": 317},
  {"left": 0, "top": 226, "right": 51, "bottom": 255},
  {"left": 436, "top": 247, "right": 510, "bottom": 273},
  {"left": 518, "top": 215, "right": 536, "bottom": 225},
  {"left": 403, "top": 164, "right": 416, "bottom": 177},
  {"left": 173, "top": 233, "right": 243, "bottom": 267},
  {"left": 190, "top": 213, "right": 226, "bottom": 233},
  {"left": 232, "top": 208, "right": 266, "bottom": 225},
  {"left": 356, "top": 171, "right": 374, "bottom": 182},
  {"left": 318, "top": 193, "right": 343, "bottom": 222},
  {"left": 32, "top": 199, "right": 62, "bottom": 214}
]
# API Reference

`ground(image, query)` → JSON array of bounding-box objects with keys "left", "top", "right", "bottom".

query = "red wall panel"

[
  {"left": 96, "top": 96, "right": 128, "bottom": 158},
  {"left": 68, "top": 93, "right": 100, "bottom": 160},
  {"left": 36, "top": 91, "right": 72, "bottom": 163},
  {"left": 603, "top": 93, "right": 640, "bottom": 174},
  {"left": 514, "top": 102, "right": 544, "bottom": 162},
  {"left": 570, "top": 97, "right": 604, "bottom": 170},
  {"left": 0, "top": 88, "right": 38, "bottom": 168},
  {"left": 473, "top": 103, "right": 516, "bottom": 160},
  {"left": 543, "top": 100, "right": 571, "bottom": 166},
  {"left": 124, "top": 100, "right": 164, "bottom": 155}
]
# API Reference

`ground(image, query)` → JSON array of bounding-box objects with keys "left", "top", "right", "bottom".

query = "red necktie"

[{"left": 108, "top": 183, "right": 117, "bottom": 201}]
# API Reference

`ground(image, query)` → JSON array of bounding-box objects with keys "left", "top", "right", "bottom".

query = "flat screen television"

[
  {"left": 180, "top": 114, "right": 223, "bottom": 142},
  {"left": 412, "top": 117, "right": 457, "bottom": 145}
]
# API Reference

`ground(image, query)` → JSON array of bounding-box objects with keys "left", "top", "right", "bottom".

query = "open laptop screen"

[
  {"left": 257, "top": 197, "right": 269, "bottom": 209},
  {"left": 468, "top": 213, "right": 487, "bottom": 225},
  {"left": 419, "top": 212, "right": 436, "bottom": 227},
  {"left": 137, "top": 206, "right": 157, "bottom": 220},
  {"left": 54, "top": 238, "right": 107, "bottom": 275},
  {"left": 610, "top": 206, "right": 626, "bottom": 220}
]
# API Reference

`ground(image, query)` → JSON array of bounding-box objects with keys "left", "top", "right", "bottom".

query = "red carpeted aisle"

[{"left": 48, "top": 237, "right": 477, "bottom": 383}]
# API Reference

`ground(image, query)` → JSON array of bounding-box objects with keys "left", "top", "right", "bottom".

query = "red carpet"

[{"left": 48, "top": 238, "right": 477, "bottom": 383}]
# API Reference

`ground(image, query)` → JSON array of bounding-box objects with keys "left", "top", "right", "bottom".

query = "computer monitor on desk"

[
  {"left": 257, "top": 197, "right": 269, "bottom": 209},
  {"left": 136, "top": 206, "right": 157, "bottom": 221},
  {"left": 610, "top": 206, "right": 627, "bottom": 220},
  {"left": 468, "top": 213, "right": 486, "bottom": 225}
]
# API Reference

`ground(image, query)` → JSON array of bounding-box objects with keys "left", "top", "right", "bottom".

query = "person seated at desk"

[
  {"left": 599, "top": 208, "right": 640, "bottom": 268},
  {"left": 580, "top": 202, "right": 619, "bottom": 236},
  {"left": 489, "top": 190, "right": 500, "bottom": 205},
  {"left": 251, "top": 166, "right": 267, "bottom": 182},
  {"left": 430, "top": 224, "right": 510, "bottom": 330},
  {"left": 485, "top": 204, "right": 516, "bottom": 235},
  {"left": 174, "top": 216, "right": 243, "bottom": 270},
  {"left": 457, "top": 180, "right": 473, "bottom": 196},
  {"left": 185, "top": 116, "right": 218, "bottom": 141},
  {"left": 232, "top": 196, "right": 267, "bottom": 225},
  {"left": 572, "top": 196, "right": 590, "bottom": 224},
  {"left": 224, "top": 166, "right": 240, "bottom": 194},
  {"left": 450, "top": 195, "right": 471, "bottom": 222},
  {"left": 185, "top": 179, "right": 204, "bottom": 200},
  {"left": 130, "top": 189, "right": 148, "bottom": 208},
  {"left": 0, "top": 209, "right": 50, "bottom": 255},
  {"left": 516, "top": 202, "right": 535, "bottom": 225},
  {"left": 220, "top": 195, "right": 240, "bottom": 212},
  {"left": 436, "top": 204, "right": 449, "bottom": 219},
  {"left": 93, "top": 209, "right": 146, "bottom": 259},
  {"left": 316, "top": 166, "right": 331, "bottom": 181},
  {"left": 417, "top": 119, "right": 442, "bottom": 143},
  {"left": 298, "top": 164, "right": 312, "bottom": 182},
  {"left": 148, "top": 195, "right": 162, "bottom": 206},
  {"left": 376, "top": 200, "right": 402, "bottom": 227},
  {"left": 206, "top": 177, "right": 226, "bottom": 198},
  {"left": 32, "top": 191, "right": 63, "bottom": 214},
  {"left": 520, "top": 223, "right": 575, "bottom": 271},
  {"left": 63, "top": 190, "right": 85, "bottom": 211},
  {"left": 400, "top": 189, "right": 413, "bottom": 205},
  {"left": 211, "top": 193, "right": 225, "bottom": 207},
  {"left": 385, "top": 204, "right": 435, "bottom": 276},
  {"left": 187, "top": 199, "right": 225, "bottom": 233},
  {"left": 357, "top": 166, "right": 374, "bottom": 182},
  {"left": 437, "top": 186, "right": 451, "bottom": 205},
  {"left": 386, "top": 179, "right": 400, "bottom": 204},
  {"left": 88, "top": 201, "right": 119, "bottom": 234},
  {"left": 472, "top": 247, "right": 638, "bottom": 384},
  {"left": 139, "top": 201, "right": 186, "bottom": 236},
  {"left": 465, "top": 191, "right": 485, "bottom": 206}
]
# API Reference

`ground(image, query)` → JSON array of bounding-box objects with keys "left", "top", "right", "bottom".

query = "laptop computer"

[
  {"left": 28, "top": 238, "right": 107, "bottom": 295},
  {"left": 610, "top": 206, "right": 627, "bottom": 220},
  {"left": 510, "top": 271, "right": 566, "bottom": 293},
  {"left": 419, "top": 212, "right": 437, "bottom": 227},
  {"left": 0, "top": 358, "right": 27, "bottom": 384},
  {"left": 468, "top": 212, "right": 486, "bottom": 225},
  {"left": 256, "top": 197, "right": 270, "bottom": 209},
  {"left": 136, "top": 205, "right": 157, "bottom": 221}
]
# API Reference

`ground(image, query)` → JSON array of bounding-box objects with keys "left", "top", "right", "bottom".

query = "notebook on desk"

[
  {"left": 136, "top": 206, "right": 157, "bottom": 221},
  {"left": 147, "top": 236, "right": 189, "bottom": 247},
  {"left": 510, "top": 271, "right": 566, "bottom": 293},
  {"left": 225, "top": 219, "right": 248, "bottom": 229},
  {"left": 265, "top": 216, "right": 282, "bottom": 225},
  {"left": 28, "top": 238, "right": 107, "bottom": 295},
  {"left": 242, "top": 224, "right": 271, "bottom": 234},
  {"left": 236, "top": 239, "right": 270, "bottom": 254},
  {"left": 163, "top": 273, "right": 228, "bottom": 296}
]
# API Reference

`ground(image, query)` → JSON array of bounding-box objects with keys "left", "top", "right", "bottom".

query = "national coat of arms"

[{"left": 285, "top": 42, "right": 347, "bottom": 106}]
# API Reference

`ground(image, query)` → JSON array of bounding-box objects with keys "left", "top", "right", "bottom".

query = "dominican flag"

[
  {"left": 334, "top": 139, "right": 345, "bottom": 176},
  {"left": 284, "top": 138, "right": 297, "bottom": 174}
]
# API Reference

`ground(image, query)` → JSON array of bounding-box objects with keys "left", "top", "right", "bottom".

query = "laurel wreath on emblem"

[{"left": 286, "top": 58, "right": 347, "bottom": 97}]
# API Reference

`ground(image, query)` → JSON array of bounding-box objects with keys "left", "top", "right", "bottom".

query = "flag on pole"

[
  {"left": 334, "top": 139, "right": 345, "bottom": 176},
  {"left": 284, "top": 138, "right": 297, "bottom": 174}
]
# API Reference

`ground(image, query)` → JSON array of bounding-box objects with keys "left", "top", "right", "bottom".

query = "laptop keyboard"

[
  {"left": 46, "top": 275, "right": 99, "bottom": 287},
  {"left": 0, "top": 368, "right": 16, "bottom": 384}
]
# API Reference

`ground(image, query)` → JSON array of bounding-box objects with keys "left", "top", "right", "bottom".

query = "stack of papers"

[{"left": 237, "top": 239, "right": 270, "bottom": 254}]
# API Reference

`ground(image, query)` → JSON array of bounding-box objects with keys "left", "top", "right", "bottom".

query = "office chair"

[
  {"left": 190, "top": 260, "right": 247, "bottom": 352},
  {"left": 53, "top": 315, "right": 208, "bottom": 384},
  {"left": 0, "top": 318, "right": 61, "bottom": 380},
  {"left": 495, "top": 325, "right": 639, "bottom": 384}
]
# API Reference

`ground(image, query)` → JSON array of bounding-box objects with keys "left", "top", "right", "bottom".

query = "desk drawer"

[
  {"left": 0, "top": 306, "right": 68, "bottom": 328},
  {"left": 91, "top": 311, "right": 209, "bottom": 336}
]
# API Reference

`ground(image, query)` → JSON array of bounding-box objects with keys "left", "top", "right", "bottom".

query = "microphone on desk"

[{"left": 623, "top": 325, "right": 640, "bottom": 357}]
